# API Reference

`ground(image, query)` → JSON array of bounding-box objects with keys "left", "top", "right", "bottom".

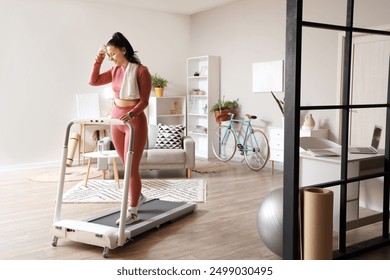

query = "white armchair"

[
  {"left": 140, "top": 124, "right": 195, "bottom": 178},
  {"left": 98, "top": 124, "right": 195, "bottom": 178}
]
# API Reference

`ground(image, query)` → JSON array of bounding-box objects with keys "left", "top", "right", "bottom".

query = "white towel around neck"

[{"left": 119, "top": 63, "right": 140, "bottom": 100}]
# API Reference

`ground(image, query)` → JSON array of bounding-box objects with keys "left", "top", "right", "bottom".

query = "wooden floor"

[{"left": 0, "top": 158, "right": 389, "bottom": 260}]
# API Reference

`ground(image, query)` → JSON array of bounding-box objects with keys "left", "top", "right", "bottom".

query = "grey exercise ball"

[{"left": 257, "top": 188, "right": 283, "bottom": 257}]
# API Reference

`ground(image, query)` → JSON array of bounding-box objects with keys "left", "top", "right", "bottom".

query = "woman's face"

[{"left": 106, "top": 45, "right": 127, "bottom": 66}]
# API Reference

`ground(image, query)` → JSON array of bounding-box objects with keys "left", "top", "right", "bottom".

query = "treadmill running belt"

[{"left": 88, "top": 199, "right": 188, "bottom": 227}]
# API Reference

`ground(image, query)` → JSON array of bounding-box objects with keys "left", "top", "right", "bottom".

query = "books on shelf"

[{"left": 192, "top": 125, "right": 207, "bottom": 134}]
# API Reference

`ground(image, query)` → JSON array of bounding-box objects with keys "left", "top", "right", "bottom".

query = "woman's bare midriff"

[{"left": 114, "top": 98, "right": 139, "bottom": 107}]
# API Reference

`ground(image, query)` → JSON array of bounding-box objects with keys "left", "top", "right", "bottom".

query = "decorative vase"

[
  {"left": 155, "top": 87, "right": 164, "bottom": 97},
  {"left": 302, "top": 113, "right": 315, "bottom": 131}
]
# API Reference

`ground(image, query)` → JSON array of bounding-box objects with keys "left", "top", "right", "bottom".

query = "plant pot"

[
  {"left": 214, "top": 109, "right": 231, "bottom": 124},
  {"left": 155, "top": 87, "right": 164, "bottom": 97}
]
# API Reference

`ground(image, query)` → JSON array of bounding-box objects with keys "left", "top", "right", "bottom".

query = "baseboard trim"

[{"left": 0, "top": 161, "right": 60, "bottom": 172}]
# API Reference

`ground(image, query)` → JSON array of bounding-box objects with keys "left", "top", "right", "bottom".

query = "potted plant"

[
  {"left": 271, "top": 91, "right": 285, "bottom": 127},
  {"left": 271, "top": 91, "right": 284, "bottom": 115},
  {"left": 209, "top": 96, "right": 239, "bottom": 123},
  {"left": 152, "top": 73, "right": 168, "bottom": 97}
]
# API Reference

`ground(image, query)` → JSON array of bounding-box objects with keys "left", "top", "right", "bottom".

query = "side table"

[
  {"left": 78, "top": 124, "right": 108, "bottom": 165},
  {"left": 83, "top": 150, "right": 120, "bottom": 188}
]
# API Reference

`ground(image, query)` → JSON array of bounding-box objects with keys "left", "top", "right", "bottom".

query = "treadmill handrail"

[
  {"left": 53, "top": 118, "right": 134, "bottom": 247},
  {"left": 71, "top": 118, "right": 127, "bottom": 126}
]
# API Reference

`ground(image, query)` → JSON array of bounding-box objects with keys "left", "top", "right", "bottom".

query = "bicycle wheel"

[
  {"left": 244, "top": 129, "right": 270, "bottom": 171},
  {"left": 211, "top": 125, "right": 237, "bottom": 161}
]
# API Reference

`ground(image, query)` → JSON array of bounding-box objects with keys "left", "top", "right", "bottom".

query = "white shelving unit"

[
  {"left": 187, "top": 55, "right": 220, "bottom": 158},
  {"left": 148, "top": 96, "right": 186, "bottom": 127}
]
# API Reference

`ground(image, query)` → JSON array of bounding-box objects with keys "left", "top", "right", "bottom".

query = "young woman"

[{"left": 89, "top": 32, "right": 151, "bottom": 225}]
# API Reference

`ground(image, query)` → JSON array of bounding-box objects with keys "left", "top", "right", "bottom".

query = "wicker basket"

[{"left": 214, "top": 109, "right": 232, "bottom": 124}]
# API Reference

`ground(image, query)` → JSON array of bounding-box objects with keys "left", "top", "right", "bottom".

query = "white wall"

[
  {"left": 189, "top": 0, "right": 390, "bottom": 141},
  {"left": 2, "top": 0, "right": 390, "bottom": 169},
  {"left": 190, "top": 0, "right": 286, "bottom": 131},
  {"left": 0, "top": 0, "right": 190, "bottom": 169}
]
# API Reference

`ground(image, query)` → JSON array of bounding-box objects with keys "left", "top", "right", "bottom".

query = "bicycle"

[{"left": 211, "top": 113, "right": 270, "bottom": 171}]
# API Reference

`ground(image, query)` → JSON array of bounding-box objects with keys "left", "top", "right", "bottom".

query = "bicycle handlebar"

[{"left": 226, "top": 113, "right": 257, "bottom": 121}]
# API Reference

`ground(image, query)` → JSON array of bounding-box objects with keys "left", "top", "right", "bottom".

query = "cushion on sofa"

[
  {"left": 154, "top": 123, "right": 185, "bottom": 149},
  {"left": 141, "top": 149, "right": 186, "bottom": 164},
  {"left": 147, "top": 124, "right": 158, "bottom": 149}
]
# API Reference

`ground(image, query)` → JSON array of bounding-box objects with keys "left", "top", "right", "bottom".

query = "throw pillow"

[{"left": 155, "top": 123, "right": 185, "bottom": 149}]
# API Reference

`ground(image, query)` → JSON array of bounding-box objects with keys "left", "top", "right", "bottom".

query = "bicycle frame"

[
  {"left": 221, "top": 117, "right": 255, "bottom": 151},
  {"left": 213, "top": 113, "right": 269, "bottom": 170}
]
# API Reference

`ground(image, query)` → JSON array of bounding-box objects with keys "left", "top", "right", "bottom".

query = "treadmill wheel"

[
  {"left": 52, "top": 236, "right": 58, "bottom": 247},
  {"left": 102, "top": 247, "right": 109, "bottom": 258}
]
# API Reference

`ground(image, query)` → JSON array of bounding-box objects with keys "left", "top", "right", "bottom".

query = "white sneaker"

[
  {"left": 116, "top": 208, "right": 139, "bottom": 225},
  {"left": 138, "top": 193, "right": 147, "bottom": 207},
  {"left": 115, "top": 195, "right": 146, "bottom": 226}
]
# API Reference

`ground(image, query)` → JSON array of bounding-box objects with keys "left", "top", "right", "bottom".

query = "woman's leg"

[
  {"left": 125, "top": 112, "right": 148, "bottom": 207},
  {"left": 111, "top": 104, "right": 147, "bottom": 215},
  {"left": 110, "top": 124, "right": 126, "bottom": 165}
]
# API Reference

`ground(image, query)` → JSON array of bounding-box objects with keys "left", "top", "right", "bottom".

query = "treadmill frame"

[{"left": 51, "top": 119, "right": 195, "bottom": 258}]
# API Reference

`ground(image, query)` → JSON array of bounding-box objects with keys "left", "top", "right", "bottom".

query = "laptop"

[
  {"left": 306, "top": 148, "right": 339, "bottom": 157},
  {"left": 349, "top": 125, "right": 382, "bottom": 154}
]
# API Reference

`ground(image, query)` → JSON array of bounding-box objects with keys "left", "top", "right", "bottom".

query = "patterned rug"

[{"left": 62, "top": 179, "right": 207, "bottom": 203}]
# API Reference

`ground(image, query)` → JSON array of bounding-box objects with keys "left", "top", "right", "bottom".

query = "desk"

[
  {"left": 269, "top": 127, "right": 329, "bottom": 174},
  {"left": 83, "top": 150, "right": 120, "bottom": 188},
  {"left": 300, "top": 149, "right": 384, "bottom": 231}
]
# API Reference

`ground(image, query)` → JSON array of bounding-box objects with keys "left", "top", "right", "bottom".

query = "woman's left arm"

[{"left": 131, "top": 65, "right": 152, "bottom": 116}]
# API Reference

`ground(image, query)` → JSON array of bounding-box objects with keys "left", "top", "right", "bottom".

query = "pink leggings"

[{"left": 111, "top": 104, "right": 147, "bottom": 207}]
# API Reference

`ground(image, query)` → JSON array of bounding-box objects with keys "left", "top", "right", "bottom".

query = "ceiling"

[{"left": 82, "top": 0, "right": 242, "bottom": 15}]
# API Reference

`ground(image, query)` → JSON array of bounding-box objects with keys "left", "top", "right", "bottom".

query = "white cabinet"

[
  {"left": 269, "top": 127, "right": 284, "bottom": 174},
  {"left": 148, "top": 96, "right": 186, "bottom": 127},
  {"left": 299, "top": 155, "right": 365, "bottom": 231},
  {"left": 187, "top": 56, "right": 220, "bottom": 158}
]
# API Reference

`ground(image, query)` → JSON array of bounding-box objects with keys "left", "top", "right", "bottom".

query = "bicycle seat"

[{"left": 245, "top": 114, "right": 257, "bottom": 120}]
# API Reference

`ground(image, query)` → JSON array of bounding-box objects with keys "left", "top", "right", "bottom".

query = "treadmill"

[{"left": 52, "top": 119, "right": 195, "bottom": 258}]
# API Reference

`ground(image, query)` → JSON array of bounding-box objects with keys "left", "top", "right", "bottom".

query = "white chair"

[{"left": 75, "top": 93, "right": 106, "bottom": 165}]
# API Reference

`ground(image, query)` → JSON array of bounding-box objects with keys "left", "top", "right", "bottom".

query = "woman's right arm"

[{"left": 89, "top": 56, "right": 112, "bottom": 86}]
